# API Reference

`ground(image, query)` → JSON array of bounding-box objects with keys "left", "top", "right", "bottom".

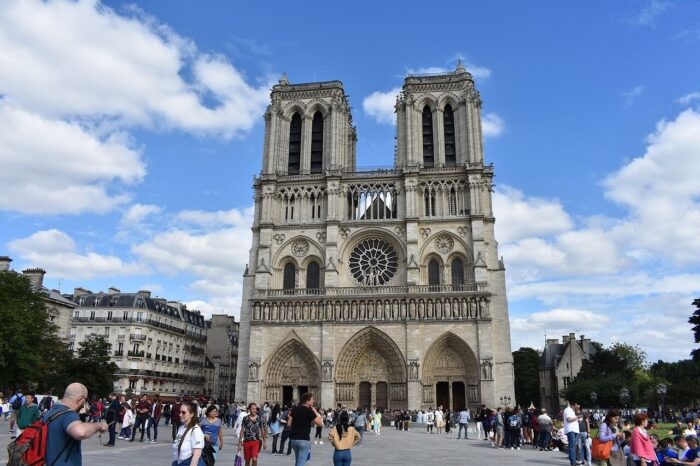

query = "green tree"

[
  {"left": 68, "top": 335, "right": 118, "bottom": 398},
  {"left": 649, "top": 359, "right": 700, "bottom": 407},
  {"left": 0, "top": 271, "right": 62, "bottom": 390},
  {"left": 690, "top": 298, "right": 700, "bottom": 361},
  {"left": 513, "top": 347, "right": 541, "bottom": 409}
]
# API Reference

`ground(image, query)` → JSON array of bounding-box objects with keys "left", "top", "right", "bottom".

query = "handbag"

[
  {"left": 234, "top": 453, "right": 243, "bottom": 466},
  {"left": 591, "top": 438, "right": 613, "bottom": 460}
]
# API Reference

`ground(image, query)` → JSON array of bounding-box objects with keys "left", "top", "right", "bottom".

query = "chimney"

[
  {"left": 107, "top": 286, "right": 120, "bottom": 295},
  {"left": 22, "top": 268, "right": 46, "bottom": 290},
  {"left": 137, "top": 290, "right": 151, "bottom": 299},
  {"left": 569, "top": 332, "right": 576, "bottom": 342},
  {"left": 73, "top": 287, "right": 92, "bottom": 297},
  {"left": 546, "top": 338, "right": 559, "bottom": 346},
  {"left": 0, "top": 256, "right": 12, "bottom": 272},
  {"left": 562, "top": 335, "right": 569, "bottom": 343}
]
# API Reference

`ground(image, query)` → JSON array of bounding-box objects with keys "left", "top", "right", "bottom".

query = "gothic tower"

[{"left": 235, "top": 64, "right": 515, "bottom": 411}]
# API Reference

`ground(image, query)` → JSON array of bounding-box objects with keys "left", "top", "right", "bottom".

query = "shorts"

[
  {"left": 496, "top": 426, "right": 504, "bottom": 436},
  {"left": 243, "top": 440, "right": 261, "bottom": 460},
  {"left": 436, "top": 420, "right": 445, "bottom": 428}
]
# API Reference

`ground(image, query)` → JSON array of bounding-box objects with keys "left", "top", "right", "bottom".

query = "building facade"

[
  {"left": 205, "top": 314, "right": 239, "bottom": 401},
  {"left": 0, "top": 257, "right": 76, "bottom": 340},
  {"left": 235, "top": 65, "right": 515, "bottom": 410},
  {"left": 66, "top": 288, "right": 208, "bottom": 397},
  {"left": 539, "top": 333, "right": 596, "bottom": 414}
]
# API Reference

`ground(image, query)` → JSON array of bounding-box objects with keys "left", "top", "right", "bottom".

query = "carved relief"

[
  {"left": 481, "top": 360, "right": 493, "bottom": 380},
  {"left": 435, "top": 235, "right": 454, "bottom": 254},
  {"left": 273, "top": 234, "right": 286, "bottom": 245},
  {"left": 339, "top": 228, "right": 350, "bottom": 240},
  {"left": 249, "top": 362, "right": 259, "bottom": 381},
  {"left": 394, "top": 226, "right": 405, "bottom": 236},
  {"left": 316, "top": 232, "right": 326, "bottom": 243},
  {"left": 292, "top": 239, "right": 310, "bottom": 258},
  {"left": 419, "top": 228, "right": 431, "bottom": 239},
  {"left": 408, "top": 360, "right": 420, "bottom": 381}
]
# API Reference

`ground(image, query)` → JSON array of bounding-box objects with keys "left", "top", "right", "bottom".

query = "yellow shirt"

[{"left": 328, "top": 426, "right": 361, "bottom": 450}]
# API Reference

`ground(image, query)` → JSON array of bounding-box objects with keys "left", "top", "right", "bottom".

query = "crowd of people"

[{"left": 5, "top": 385, "right": 700, "bottom": 466}]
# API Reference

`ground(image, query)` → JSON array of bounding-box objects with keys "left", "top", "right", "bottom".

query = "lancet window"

[
  {"left": 310, "top": 112, "right": 323, "bottom": 174},
  {"left": 444, "top": 104, "right": 456, "bottom": 167},
  {"left": 306, "top": 261, "right": 321, "bottom": 289},
  {"left": 283, "top": 263, "right": 296, "bottom": 290},
  {"left": 345, "top": 182, "right": 399, "bottom": 220},
  {"left": 288, "top": 113, "right": 302, "bottom": 175},
  {"left": 422, "top": 106, "right": 434, "bottom": 168},
  {"left": 277, "top": 186, "right": 327, "bottom": 224}
]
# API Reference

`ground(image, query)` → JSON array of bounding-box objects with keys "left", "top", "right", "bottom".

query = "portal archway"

[
  {"left": 263, "top": 337, "right": 320, "bottom": 406},
  {"left": 421, "top": 332, "right": 480, "bottom": 409},
  {"left": 335, "top": 327, "right": 407, "bottom": 410}
]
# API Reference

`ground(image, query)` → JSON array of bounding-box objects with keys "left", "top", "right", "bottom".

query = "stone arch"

[
  {"left": 437, "top": 93, "right": 460, "bottom": 111},
  {"left": 263, "top": 333, "right": 320, "bottom": 404},
  {"left": 421, "top": 332, "right": 480, "bottom": 409},
  {"left": 306, "top": 100, "right": 330, "bottom": 118},
  {"left": 419, "top": 230, "right": 473, "bottom": 268},
  {"left": 415, "top": 94, "right": 438, "bottom": 111},
  {"left": 272, "top": 236, "right": 326, "bottom": 290},
  {"left": 445, "top": 251, "right": 474, "bottom": 285},
  {"left": 283, "top": 101, "right": 308, "bottom": 119},
  {"left": 335, "top": 326, "right": 407, "bottom": 410}
]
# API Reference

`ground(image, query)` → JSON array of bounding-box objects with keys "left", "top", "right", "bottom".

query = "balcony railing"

[
  {"left": 114, "top": 351, "right": 123, "bottom": 357},
  {"left": 129, "top": 334, "right": 147, "bottom": 341},
  {"left": 127, "top": 350, "right": 145, "bottom": 358},
  {"left": 254, "top": 283, "right": 487, "bottom": 298}
]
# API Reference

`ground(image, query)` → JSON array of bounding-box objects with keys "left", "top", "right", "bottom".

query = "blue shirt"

[
  {"left": 200, "top": 417, "right": 221, "bottom": 447},
  {"left": 682, "top": 447, "right": 699, "bottom": 462},
  {"left": 43, "top": 404, "right": 81, "bottom": 466}
]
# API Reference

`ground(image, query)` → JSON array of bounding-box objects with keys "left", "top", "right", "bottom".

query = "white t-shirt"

[
  {"left": 173, "top": 425, "right": 205, "bottom": 462},
  {"left": 435, "top": 410, "right": 444, "bottom": 422},
  {"left": 563, "top": 407, "right": 580, "bottom": 434},
  {"left": 425, "top": 412, "right": 434, "bottom": 424}
]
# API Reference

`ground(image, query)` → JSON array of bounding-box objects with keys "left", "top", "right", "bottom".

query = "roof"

[
  {"left": 539, "top": 338, "right": 597, "bottom": 370},
  {"left": 64, "top": 292, "right": 206, "bottom": 328}
]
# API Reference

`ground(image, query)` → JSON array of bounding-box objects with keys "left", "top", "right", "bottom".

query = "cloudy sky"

[{"left": 1, "top": 0, "right": 699, "bottom": 362}]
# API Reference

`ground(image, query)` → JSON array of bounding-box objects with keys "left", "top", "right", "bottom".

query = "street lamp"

[
  {"left": 590, "top": 391, "right": 598, "bottom": 408},
  {"left": 656, "top": 384, "right": 667, "bottom": 422},
  {"left": 620, "top": 388, "right": 630, "bottom": 417}
]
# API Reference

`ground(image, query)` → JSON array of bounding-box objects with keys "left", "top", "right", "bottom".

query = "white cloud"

[
  {"left": 0, "top": 0, "right": 270, "bottom": 216},
  {"left": 493, "top": 187, "right": 573, "bottom": 243},
  {"left": 0, "top": 103, "right": 145, "bottom": 215},
  {"left": 627, "top": 0, "right": 672, "bottom": 27},
  {"left": 677, "top": 91, "right": 700, "bottom": 106},
  {"left": 121, "top": 204, "right": 162, "bottom": 225},
  {"left": 8, "top": 229, "right": 143, "bottom": 279},
  {"left": 131, "top": 206, "right": 254, "bottom": 318},
  {"left": 362, "top": 87, "right": 400, "bottom": 125},
  {"left": 482, "top": 112, "right": 505, "bottom": 138},
  {"left": 0, "top": 0, "right": 269, "bottom": 138},
  {"left": 622, "top": 85, "right": 644, "bottom": 108}
]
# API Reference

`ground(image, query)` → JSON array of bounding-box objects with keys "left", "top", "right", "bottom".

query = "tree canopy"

[
  {"left": 691, "top": 298, "right": 700, "bottom": 361},
  {"left": 513, "top": 347, "right": 541, "bottom": 409}
]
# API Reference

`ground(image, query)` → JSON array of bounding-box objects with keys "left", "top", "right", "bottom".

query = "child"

[{"left": 119, "top": 403, "right": 134, "bottom": 439}]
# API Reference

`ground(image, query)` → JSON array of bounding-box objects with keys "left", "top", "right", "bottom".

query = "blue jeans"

[
  {"left": 538, "top": 430, "right": 551, "bottom": 449},
  {"left": 457, "top": 422, "right": 469, "bottom": 439},
  {"left": 333, "top": 449, "right": 352, "bottom": 466},
  {"left": 290, "top": 439, "right": 311, "bottom": 466},
  {"left": 146, "top": 416, "right": 158, "bottom": 440},
  {"left": 566, "top": 432, "right": 579, "bottom": 465},
  {"left": 355, "top": 426, "right": 364, "bottom": 444},
  {"left": 577, "top": 432, "right": 590, "bottom": 461}
]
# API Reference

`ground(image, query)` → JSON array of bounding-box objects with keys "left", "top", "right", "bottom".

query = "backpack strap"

[{"left": 47, "top": 408, "right": 78, "bottom": 466}]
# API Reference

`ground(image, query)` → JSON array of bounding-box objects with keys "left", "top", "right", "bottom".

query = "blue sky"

[{"left": 1, "top": 0, "right": 699, "bottom": 361}]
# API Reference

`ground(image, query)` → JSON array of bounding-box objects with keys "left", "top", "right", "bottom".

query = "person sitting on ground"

[{"left": 668, "top": 435, "right": 700, "bottom": 465}]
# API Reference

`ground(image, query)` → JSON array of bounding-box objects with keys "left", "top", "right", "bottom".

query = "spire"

[
  {"left": 455, "top": 59, "right": 466, "bottom": 74},
  {"left": 278, "top": 72, "right": 289, "bottom": 85}
]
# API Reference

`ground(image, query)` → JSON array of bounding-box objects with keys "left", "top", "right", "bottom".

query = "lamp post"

[
  {"left": 656, "top": 384, "right": 667, "bottom": 423},
  {"left": 620, "top": 387, "right": 630, "bottom": 418},
  {"left": 590, "top": 391, "right": 598, "bottom": 408}
]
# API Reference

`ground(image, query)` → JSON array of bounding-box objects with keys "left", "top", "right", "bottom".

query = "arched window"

[
  {"left": 451, "top": 258, "right": 465, "bottom": 287},
  {"left": 428, "top": 259, "right": 440, "bottom": 290},
  {"left": 422, "top": 106, "right": 434, "bottom": 168},
  {"left": 283, "top": 262, "right": 296, "bottom": 291},
  {"left": 288, "top": 113, "right": 302, "bottom": 175},
  {"left": 444, "top": 104, "right": 456, "bottom": 167},
  {"left": 306, "top": 261, "right": 320, "bottom": 290},
  {"left": 310, "top": 111, "right": 324, "bottom": 174}
]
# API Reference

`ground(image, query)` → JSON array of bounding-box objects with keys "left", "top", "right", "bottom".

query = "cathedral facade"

[{"left": 235, "top": 64, "right": 515, "bottom": 411}]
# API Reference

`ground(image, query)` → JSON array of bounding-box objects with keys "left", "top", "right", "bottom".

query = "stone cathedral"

[{"left": 235, "top": 64, "right": 515, "bottom": 411}]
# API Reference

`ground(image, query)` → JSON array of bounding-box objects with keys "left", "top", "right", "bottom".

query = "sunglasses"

[{"left": 180, "top": 410, "right": 188, "bottom": 414}]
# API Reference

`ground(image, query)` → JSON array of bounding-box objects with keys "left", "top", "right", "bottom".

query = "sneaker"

[
  {"left": 319, "top": 440, "right": 323, "bottom": 445},
  {"left": 149, "top": 440, "right": 156, "bottom": 444},
  {"left": 314, "top": 440, "right": 318, "bottom": 444},
  {"left": 516, "top": 447, "right": 520, "bottom": 450},
  {"left": 510, "top": 447, "right": 514, "bottom": 450}
]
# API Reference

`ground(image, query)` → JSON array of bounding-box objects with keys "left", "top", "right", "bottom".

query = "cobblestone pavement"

[{"left": 0, "top": 421, "right": 569, "bottom": 465}]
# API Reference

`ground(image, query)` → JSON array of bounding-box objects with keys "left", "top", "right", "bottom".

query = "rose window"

[{"left": 349, "top": 238, "right": 398, "bottom": 286}]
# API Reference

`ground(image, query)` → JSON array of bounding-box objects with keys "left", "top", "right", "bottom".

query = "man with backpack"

[
  {"left": 507, "top": 408, "right": 522, "bottom": 450},
  {"left": 352, "top": 408, "right": 368, "bottom": 445},
  {"left": 17, "top": 393, "right": 41, "bottom": 437},
  {"left": 8, "top": 382, "right": 107, "bottom": 466},
  {"left": 9, "top": 390, "right": 24, "bottom": 437}
]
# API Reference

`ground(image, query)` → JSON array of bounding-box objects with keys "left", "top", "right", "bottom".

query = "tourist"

[
  {"left": 506, "top": 408, "right": 522, "bottom": 450},
  {"left": 129, "top": 394, "right": 150, "bottom": 442},
  {"left": 435, "top": 406, "right": 444, "bottom": 435},
  {"left": 494, "top": 407, "right": 504, "bottom": 448},
  {"left": 16, "top": 392, "right": 40, "bottom": 437},
  {"left": 238, "top": 402, "right": 265, "bottom": 466},
  {"left": 537, "top": 409, "right": 553, "bottom": 451},
  {"left": 268, "top": 403, "right": 282, "bottom": 454},
  {"left": 288, "top": 393, "right": 323, "bottom": 466},
  {"left": 171, "top": 397, "right": 182, "bottom": 442},
  {"left": 43, "top": 382, "right": 109, "bottom": 465},
  {"left": 685, "top": 422, "right": 699, "bottom": 438},
  {"left": 630, "top": 412, "right": 657, "bottom": 466},
  {"left": 372, "top": 409, "right": 382, "bottom": 435},
  {"left": 457, "top": 406, "right": 470, "bottom": 439},
  {"left": 522, "top": 406, "right": 533, "bottom": 446},
  {"left": 596, "top": 410, "right": 625, "bottom": 466},
  {"left": 402, "top": 411, "right": 411, "bottom": 431},
  {"left": 103, "top": 392, "right": 120, "bottom": 447},
  {"left": 416, "top": 409, "right": 424, "bottom": 424},
  {"left": 578, "top": 407, "right": 592, "bottom": 466},
  {"left": 328, "top": 411, "right": 360, "bottom": 466},
  {"left": 445, "top": 408, "right": 453, "bottom": 434},
  {"left": 351, "top": 408, "right": 367, "bottom": 445},
  {"left": 313, "top": 408, "right": 324, "bottom": 444},
  {"left": 277, "top": 405, "right": 292, "bottom": 455},
  {"left": 425, "top": 408, "right": 434, "bottom": 434},
  {"left": 658, "top": 437, "right": 680, "bottom": 463},
  {"left": 530, "top": 407, "right": 540, "bottom": 448},
  {"left": 173, "top": 400, "right": 205, "bottom": 466},
  {"left": 120, "top": 400, "right": 134, "bottom": 439},
  {"left": 564, "top": 402, "right": 581, "bottom": 466},
  {"left": 8, "top": 389, "right": 23, "bottom": 437},
  {"left": 475, "top": 405, "right": 486, "bottom": 441},
  {"left": 146, "top": 394, "right": 162, "bottom": 443},
  {"left": 201, "top": 405, "right": 223, "bottom": 459},
  {"left": 163, "top": 402, "right": 172, "bottom": 426}
]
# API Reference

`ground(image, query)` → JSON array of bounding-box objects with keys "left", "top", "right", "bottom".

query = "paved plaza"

[{"left": 0, "top": 422, "right": 569, "bottom": 465}]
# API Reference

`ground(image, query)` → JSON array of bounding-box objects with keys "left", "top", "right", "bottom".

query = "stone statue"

[{"left": 249, "top": 362, "right": 259, "bottom": 381}]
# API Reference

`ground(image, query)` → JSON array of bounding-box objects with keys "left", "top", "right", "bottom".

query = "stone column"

[
  {"left": 301, "top": 115, "right": 312, "bottom": 174},
  {"left": 435, "top": 108, "right": 445, "bottom": 167}
]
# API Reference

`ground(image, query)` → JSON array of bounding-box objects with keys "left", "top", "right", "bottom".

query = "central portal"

[{"left": 359, "top": 381, "right": 371, "bottom": 409}]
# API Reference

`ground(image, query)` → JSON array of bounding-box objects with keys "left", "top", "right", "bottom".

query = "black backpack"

[
  {"left": 11, "top": 396, "right": 23, "bottom": 411},
  {"left": 508, "top": 414, "right": 521, "bottom": 429}
]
